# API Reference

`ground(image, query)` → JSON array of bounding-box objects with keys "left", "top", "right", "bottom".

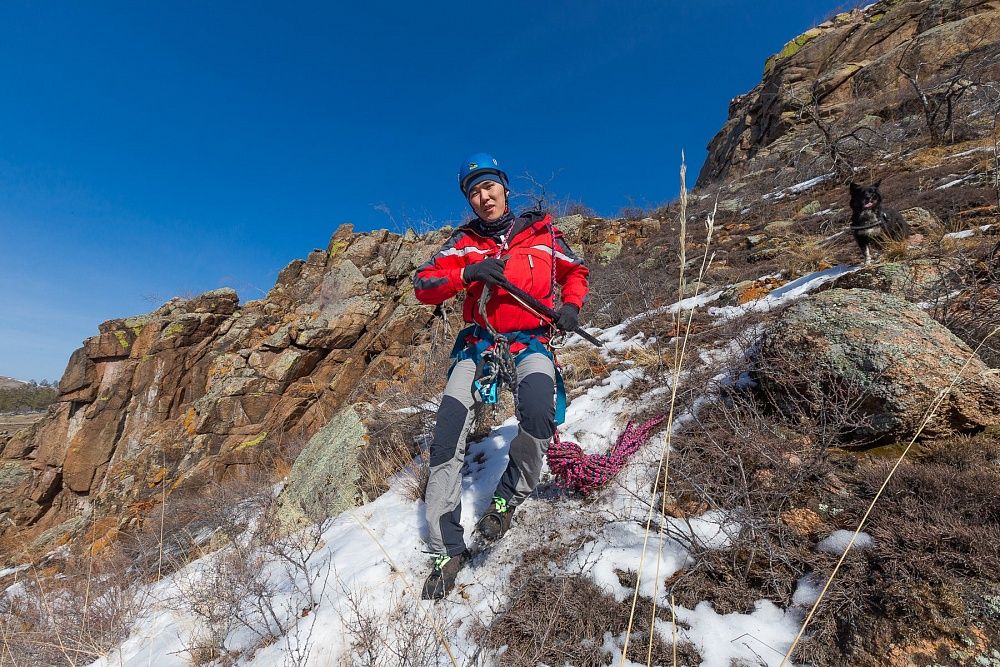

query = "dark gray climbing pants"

[{"left": 425, "top": 353, "right": 556, "bottom": 556}]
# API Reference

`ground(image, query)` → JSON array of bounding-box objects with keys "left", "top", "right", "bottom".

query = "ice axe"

[{"left": 493, "top": 277, "right": 603, "bottom": 348}]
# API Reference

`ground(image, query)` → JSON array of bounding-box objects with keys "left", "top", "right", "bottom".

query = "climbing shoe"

[
  {"left": 476, "top": 496, "right": 516, "bottom": 542},
  {"left": 420, "top": 550, "right": 469, "bottom": 600}
]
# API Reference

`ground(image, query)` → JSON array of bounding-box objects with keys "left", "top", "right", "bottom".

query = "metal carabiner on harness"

[
  {"left": 474, "top": 347, "right": 501, "bottom": 404},
  {"left": 474, "top": 285, "right": 519, "bottom": 405}
]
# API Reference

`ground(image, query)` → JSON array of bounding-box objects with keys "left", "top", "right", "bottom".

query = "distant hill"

[
  {"left": 0, "top": 377, "right": 58, "bottom": 413},
  {"left": 0, "top": 376, "right": 31, "bottom": 390}
]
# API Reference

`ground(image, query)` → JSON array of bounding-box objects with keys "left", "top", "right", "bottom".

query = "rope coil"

[{"left": 548, "top": 416, "right": 666, "bottom": 495}]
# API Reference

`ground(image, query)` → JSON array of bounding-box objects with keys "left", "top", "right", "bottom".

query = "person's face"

[{"left": 468, "top": 180, "right": 507, "bottom": 222}]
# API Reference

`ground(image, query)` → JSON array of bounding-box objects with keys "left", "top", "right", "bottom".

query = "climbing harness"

[
  {"left": 471, "top": 285, "right": 520, "bottom": 405},
  {"left": 449, "top": 294, "right": 568, "bottom": 424}
]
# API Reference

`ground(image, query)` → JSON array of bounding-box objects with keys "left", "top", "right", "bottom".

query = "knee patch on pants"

[
  {"left": 516, "top": 371, "right": 556, "bottom": 440},
  {"left": 429, "top": 395, "right": 470, "bottom": 467}
]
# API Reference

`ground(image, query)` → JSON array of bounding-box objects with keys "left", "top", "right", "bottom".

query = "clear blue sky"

[{"left": 1, "top": 0, "right": 843, "bottom": 382}]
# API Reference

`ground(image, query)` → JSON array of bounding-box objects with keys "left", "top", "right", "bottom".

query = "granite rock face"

[
  {"left": 697, "top": 0, "right": 1000, "bottom": 186},
  {"left": 0, "top": 216, "right": 622, "bottom": 557},
  {"left": 0, "top": 225, "right": 453, "bottom": 554},
  {"left": 758, "top": 288, "right": 1000, "bottom": 443}
]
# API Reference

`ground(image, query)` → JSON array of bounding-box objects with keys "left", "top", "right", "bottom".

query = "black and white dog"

[{"left": 849, "top": 181, "right": 910, "bottom": 264}]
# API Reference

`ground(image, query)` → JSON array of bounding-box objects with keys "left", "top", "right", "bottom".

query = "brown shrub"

[
  {"left": 0, "top": 549, "right": 148, "bottom": 666},
  {"left": 662, "top": 356, "right": 1000, "bottom": 666},
  {"left": 477, "top": 543, "right": 701, "bottom": 666}
]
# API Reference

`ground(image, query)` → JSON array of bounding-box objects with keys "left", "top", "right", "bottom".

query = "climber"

[{"left": 413, "top": 152, "right": 589, "bottom": 599}]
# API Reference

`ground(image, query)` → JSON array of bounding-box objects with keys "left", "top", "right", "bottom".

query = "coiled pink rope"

[{"left": 547, "top": 416, "right": 666, "bottom": 495}]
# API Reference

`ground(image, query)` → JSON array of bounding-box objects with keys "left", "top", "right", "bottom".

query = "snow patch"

[
  {"left": 946, "top": 146, "right": 993, "bottom": 158},
  {"left": 937, "top": 175, "right": 972, "bottom": 189},
  {"left": 944, "top": 224, "right": 992, "bottom": 239},
  {"left": 676, "top": 600, "right": 802, "bottom": 667},
  {"left": 817, "top": 529, "right": 873, "bottom": 555},
  {"left": 763, "top": 173, "right": 834, "bottom": 200},
  {"left": 709, "top": 264, "right": 857, "bottom": 321}
]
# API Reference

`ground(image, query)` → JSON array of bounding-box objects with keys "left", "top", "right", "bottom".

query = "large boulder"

[
  {"left": 277, "top": 403, "right": 371, "bottom": 527},
  {"left": 758, "top": 288, "right": 1000, "bottom": 443}
]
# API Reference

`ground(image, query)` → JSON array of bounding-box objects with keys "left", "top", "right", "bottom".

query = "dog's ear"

[
  {"left": 872, "top": 179, "right": 882, "bottom": 189},
  {"left": 849, "top": 182, "right": 861, "bottom": 192}
]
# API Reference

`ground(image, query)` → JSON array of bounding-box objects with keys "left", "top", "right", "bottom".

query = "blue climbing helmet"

[{"left": 458, "top": 152, "right": 509, "bottom": 197}]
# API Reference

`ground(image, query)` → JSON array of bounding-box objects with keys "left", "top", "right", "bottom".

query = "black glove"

[
  {"left": 554, "top": 303, "right": 580, "bottom": 332},
  {"left": 463, "top": 258, "right": 506, "bottom": 286}
]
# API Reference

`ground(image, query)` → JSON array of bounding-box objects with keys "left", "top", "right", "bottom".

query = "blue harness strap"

[{"left": 448, "top": 324, "right": 567, "bottom": 425}]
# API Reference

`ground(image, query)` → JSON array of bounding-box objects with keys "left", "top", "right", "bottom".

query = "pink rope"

[{"left": 547, "top": 416, "right": 666, "bottom": 495}]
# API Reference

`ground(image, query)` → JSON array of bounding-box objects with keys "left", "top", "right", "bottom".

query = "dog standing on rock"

[{"left": 849, "top": 180, "right": 910, "bottom": 264}]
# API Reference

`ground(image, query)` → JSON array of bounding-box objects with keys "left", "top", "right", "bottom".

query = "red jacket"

[{"left": 414, "top": 211, "right": 589, "bottom": 334}]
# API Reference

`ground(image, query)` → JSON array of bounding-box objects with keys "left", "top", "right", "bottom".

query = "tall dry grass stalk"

[
  {"left": 619, "top": 155, "right": 718, "bottom": 666},
  {"left": 778, "top": 325, "right": 1000, "bottom": 667}
]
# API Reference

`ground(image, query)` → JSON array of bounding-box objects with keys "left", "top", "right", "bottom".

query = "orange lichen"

[
  {"left": 183, "top": 407, "right": 198, "bottom": 437},
  {"left": 780, "top": 508, "right": 824, "bottom": 535}
]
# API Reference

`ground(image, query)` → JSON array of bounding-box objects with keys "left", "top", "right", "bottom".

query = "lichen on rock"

[
  {"left": 758, "top": 288, "right": 1000, "bottom": 444},
  {"left": 277, "top": 403, "right": 371, "bottom": 528}
]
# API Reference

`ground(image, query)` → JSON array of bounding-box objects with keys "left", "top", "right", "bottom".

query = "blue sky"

[{"left": 1, "top": 1, "right": 843, "bottom": 382}]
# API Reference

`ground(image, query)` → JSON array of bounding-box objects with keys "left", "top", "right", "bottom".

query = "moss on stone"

[
  {"left": 235, "top": 431, "right": 268, "bottom": 451},
  {"left": 32, "top": 516, "right": 88, "bottom": 551},
  {"left": 113, "top": 330, "right": 130, "bottom": 350},
  {"left": 278, "top": 404, "right": 369, "bottom": 527},
  {"left": 328, "top": 239, "right": 349, "bottom": 258},
  {"left": 163, "top": 322, "right": 185, "bottom": 338},
  {"left": 765, "top": 27, "right": 822, "bottom": 76},
  {"left": 124, "top": 315, "right": 150, "bottom": 336},
  {"left": 0, "top": 463, "right": 30, "bottom": 492},
  {"left": 797, "top": 200, "right": 822, "bottom": 217}
]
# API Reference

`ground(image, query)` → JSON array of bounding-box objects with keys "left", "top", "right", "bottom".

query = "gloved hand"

[
  {"left": 463, "top": 258, "right": 506, "bottom": 286},
  {"left": 554, "top": 303, "right": 580, "bottom": 332}
]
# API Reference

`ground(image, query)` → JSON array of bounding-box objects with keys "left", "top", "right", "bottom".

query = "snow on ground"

[
  {"left": 944, "top": 224, "right": 993, "bottom": 239},
  {"left": 85, "top": 266, "right": 854, "bottom": 667},
  {"left": 763, "top": 173, "right": 834, "bottom": 200},
  {"left": 817, "top": 529, "right": 873, "bottom": 555},
  {"left": 709, "top": 264, "right": 857, "bottom": 321},
  {"left": 946, "top": 146, "right": 994, "bottom": 159},
  {"left": 937, "top": 175, "right": 974, "bottom": 189}
]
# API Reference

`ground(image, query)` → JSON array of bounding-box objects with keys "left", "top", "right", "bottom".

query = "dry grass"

[
  {"left": 558, "top": 344, "right": 611, "bottom": 385},
  {"left": 658, "top": 352, "right": 1000, "bottom": 667},
  {"left": 785, "top": 235, "right": 838, "bottom": 276},
  {"left": 0, "top": 548, "right": 149, "bottom": 666},
  {"left": 476, "top": 543, "right": 701, "bottom": 666}
]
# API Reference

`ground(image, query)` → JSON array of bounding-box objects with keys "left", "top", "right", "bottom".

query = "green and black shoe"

[
  {"left": 420, "top": 551, "right": 469, "bottom": 600},
  {"left": 476, "top": 496, "right": 516, "bottom": 542}
]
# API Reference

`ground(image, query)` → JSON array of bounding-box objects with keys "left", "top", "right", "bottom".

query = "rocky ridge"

[
  {"left": 698, "top": 0, "right": 1000, "bottom": 188},
  {"left": 0, "top": 217, "right": 657, "bottom": 557}
]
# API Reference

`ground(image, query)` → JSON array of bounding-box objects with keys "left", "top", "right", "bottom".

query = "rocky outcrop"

[
  {"left": 0, "top": 224, "right": 458, "bottom": 555},
  {"left": 0, "top": 216, "right": 626, "bottom": 558},
  {"left": 698, "top": 0, "right": 1000, "bottom": 186},
  {"left": 758, "top": 288, "right": 1000, "bottom": 443},
  {"left": 831, "top": 259, "right": 959, "bottom": 299}
]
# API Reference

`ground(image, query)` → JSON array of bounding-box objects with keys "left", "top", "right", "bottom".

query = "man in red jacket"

[{"left": 413, "top": 152, "right": 589, "bottom": 599}]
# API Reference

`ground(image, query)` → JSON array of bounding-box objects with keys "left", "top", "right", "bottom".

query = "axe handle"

[{"left": 495, "top": 278, "right": 604, "bottom": 348}]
